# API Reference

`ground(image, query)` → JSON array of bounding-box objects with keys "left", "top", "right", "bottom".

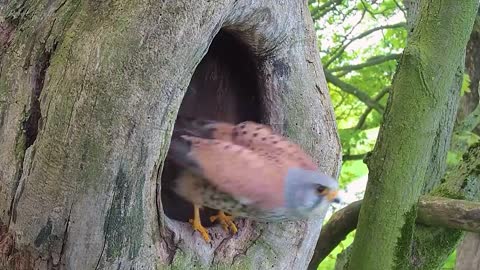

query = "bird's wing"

[
  {"left": 173, "top": 117, "right": 318, "bottom": 170},
  {"left": 168, "top": 135, "right": 288, "bottom": 209},
  {"left": 230, "top": 121, "right": 318, "bottom": 170}
]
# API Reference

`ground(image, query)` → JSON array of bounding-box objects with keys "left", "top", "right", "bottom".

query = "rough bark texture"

[
  {"left": 345, "top": 1, "right": 479, "bottom": 270},
  {"left": 411, "top": 5, "right": 480, "bottom": 270},
  {"left": 409, "top": 142, "right": 480, "bottom": 269},
  {"left": 403, "top": 0, "right": 420, "bottom": 33},
  {"left": 458, "top": 13, "right": 480, "bottom": 135},
  {"left": 456, "top": 232, "right": 480, "bottom": 270},
  {"left": 0, "top": 0, "right": 341, "bottom": 269},
  {"left": 416, "top": 196, "right": 480, "bottom": 233},
  {"left": 455, "top": 12, "right": 480, "bottom": 270}
]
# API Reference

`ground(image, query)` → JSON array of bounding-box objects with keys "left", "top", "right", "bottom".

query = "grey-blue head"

[{"left": 284, "top": 167, "right": 339, "bottom": 218}]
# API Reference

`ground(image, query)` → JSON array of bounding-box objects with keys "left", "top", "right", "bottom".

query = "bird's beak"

[{"left": 326, "top": 189, "right": 339, "bottom": 202}]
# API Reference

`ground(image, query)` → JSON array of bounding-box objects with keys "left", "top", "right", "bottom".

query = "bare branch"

[
  {"left": 328, "top": 54, "right": 401, "bottom": 73},
  {"left": 355, "top": 87, "right": 390, "bottom": 129},
  {"left": 324, "top": 22, "right": 406, "bottom": 68},
  {"left": 324, "top": 7, "right": 365, "bottom": 60},
  {"left": 342, "top": 9, "right": 367, "bottom": 43},
  {"left": 324, "top": 70, "right": 385, "bottom": 113},
  {"left": 342, "top": 153, "right": 367, "bottom": 161}
]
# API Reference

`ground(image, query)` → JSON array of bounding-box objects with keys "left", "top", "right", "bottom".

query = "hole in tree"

[{"left": 161, "top": 30, "right": 263, "bottom": 226}]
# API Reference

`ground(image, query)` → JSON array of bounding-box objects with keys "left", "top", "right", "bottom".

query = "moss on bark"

[
  {"left": 346, "top": 1, "right": 480, "bottom": 269},
  {"left": 409, "top": 143, "right": 480, "bottom": 269}
]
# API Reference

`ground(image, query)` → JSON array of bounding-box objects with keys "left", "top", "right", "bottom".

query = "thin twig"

[
  {"left": 324, "top": 71, "right": 385, "bottom": 113},
  {"left": 324, "top": 22, "right": 406, "bottom": 68}
]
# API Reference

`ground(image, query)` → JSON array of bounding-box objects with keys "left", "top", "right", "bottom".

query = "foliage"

[
  {"left": 318, "top": 231, "right": 356, "bottom": 270},
  {"left": 309, "top": 0, "right": 406, "bottom": 187},
  {"left": 308, "top": 1, "right": 407, "bottom": 268}
]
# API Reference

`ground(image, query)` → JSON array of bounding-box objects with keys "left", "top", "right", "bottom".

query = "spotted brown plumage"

[{"left": 167, "top": 117, "right": 338, "bottom": 242}]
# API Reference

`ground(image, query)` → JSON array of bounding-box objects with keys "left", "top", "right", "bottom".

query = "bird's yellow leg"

[
  {"left": 210, "top": 211, "right": 238, "bottom": 234},
  {"left": 189, "top": 205, "right": 210, "bottom": 242}
]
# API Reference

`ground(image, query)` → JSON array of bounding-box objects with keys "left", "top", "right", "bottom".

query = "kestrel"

[{"left": 166, "top": 117, "right": 338, "bottom": 242}]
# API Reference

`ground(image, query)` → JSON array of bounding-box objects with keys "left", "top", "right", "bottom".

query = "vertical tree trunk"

[
  {"left": 455, "top": 11, "right": 480, "bottom": 270},
  {"left": 408, "top": 4, "right": 480, "bottom": 269},
  {"left": 458, "top": 13, "right": 480, "bottom": 134},
  {"left": 456, "top": 233, "right": 480, "bottom": 270},
  {"left": 345, "top": 1, "right": 479, "bottom": 269},
  {"left": 0, "top": 0, "right": 341, "bottom": 269}
]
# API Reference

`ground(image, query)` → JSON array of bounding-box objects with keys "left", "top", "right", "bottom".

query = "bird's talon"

[
  {"left": 189, "top": 218, "right": 210, "bottom": 242},
  {"left": 190, "top": 205, "right": 210, "bottom": 242},
  {"left": 210, "top": 211, "right": 238, "bottom": 234}
]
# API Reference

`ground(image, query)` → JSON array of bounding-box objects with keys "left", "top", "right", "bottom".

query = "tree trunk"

[
  {"left": 345, "top": 1, "right": 479, "bottom": 270},
  {"left": 456, "top": 233, "right": 480, "bottom": 270},
  {"left": 0, "top": 0, "right": 341, "bottom": 269},
  {"left": 458, "top": 13, "right": 480, "bottom": 135},
  {"left": 455, "top": 11, "right": 480, "bottom": 270}
]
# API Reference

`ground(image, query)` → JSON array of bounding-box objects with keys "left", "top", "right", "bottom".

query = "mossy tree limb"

[
  {"left": 346, "top": 1, "right": 480, "bottom": 270},
  {"left": 416, "top": 196, "right": 480, "bottom": 232},
  {"left": 309, "top": 149, "right": 480, "bottom": 269},
  {"left": 409, "top": 142, "right": 480, "bottom": 269}
]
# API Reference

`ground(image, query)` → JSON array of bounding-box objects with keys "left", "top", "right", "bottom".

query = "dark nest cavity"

[{"left": 161, "top": 30, "right": 264, "bottom": 226}]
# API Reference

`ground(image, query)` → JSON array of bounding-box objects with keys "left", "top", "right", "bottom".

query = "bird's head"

[{"left": 284, "top": 168, "right": 339, "bottom": 218}]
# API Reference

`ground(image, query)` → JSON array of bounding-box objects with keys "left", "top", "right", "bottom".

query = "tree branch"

[
  {"left": 417, "top": 196, "right": 480, "bottom": 232},
  {"left": 328, "top": 54, "right": 401, "bottom": 73},
  {"left": 359, "top": 0, "right": 376, "bottom": 19},
  {"left": 342, "top": 153, "right": 367, "bottom": 161},
  {"left": 393, "top": 0, "right": 406, "bottom": 14},
  {"left": 307, "top": 201, "right": 361, "bottom": 270},
  {"left": 355, "top": 87, "right": 390, "bottom": 129},
  {"left": 307, "top": 196, "right": 480, "bottom": 269},
  {"left": 324, "top": 22, "right": 406, "bottom": 68},
  {"left": 324, "top": 70, "right": 385, "bottom": 113},
  {"left": 310, "top": 0, "right": 342, "bottom": 20}
]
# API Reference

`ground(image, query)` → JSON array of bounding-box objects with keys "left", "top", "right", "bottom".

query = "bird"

[{"left": 166, "top": 117, "right": 339, "bottom": 242}]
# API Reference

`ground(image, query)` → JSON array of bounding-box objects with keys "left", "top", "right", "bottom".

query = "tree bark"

[
  {"left": 345, "top": 1, "right": 479, "bottom": 270},
  {"left": 455, "top": 11, "right": 480, "bottom": 270},
  {"left": 309, "top": 187, "right": 480, "bottom": 268},
  {"left": 0, "top": 0, "right": 341, "bottom": 269},
  {"left": 456, "top": 233, "right": 480, "bottom": 270},
  {"left": 458, "top": 13, "right": 480, "bottom": 135}
]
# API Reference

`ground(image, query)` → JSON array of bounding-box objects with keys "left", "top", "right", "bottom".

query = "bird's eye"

[{"left": 316, "top": 185, "right": 329, "bottom": 196}]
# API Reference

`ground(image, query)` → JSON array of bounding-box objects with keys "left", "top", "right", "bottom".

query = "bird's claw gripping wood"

[
  {"left": 210, "top": 211, "right": 238, "bottom": 234},
  {"left": 189, "top": 205, "right": 210, "bottom": 242}
]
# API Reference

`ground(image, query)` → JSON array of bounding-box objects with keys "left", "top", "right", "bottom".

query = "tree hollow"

[{"left": 161, "top": 29, "right": 263, "bottom": 226}]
